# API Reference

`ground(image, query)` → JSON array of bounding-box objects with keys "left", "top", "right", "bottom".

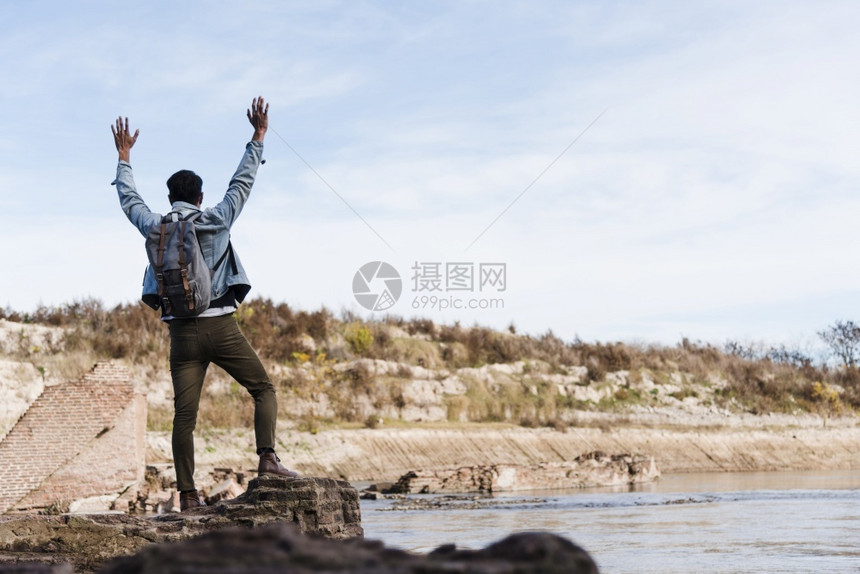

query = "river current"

[{"left": 359, "top": 470, "right": 860, "bottom": 573}]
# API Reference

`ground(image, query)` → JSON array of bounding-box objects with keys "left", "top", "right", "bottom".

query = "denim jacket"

[{"left": 113, "top": 140, "right": 264, "bottom": 309}]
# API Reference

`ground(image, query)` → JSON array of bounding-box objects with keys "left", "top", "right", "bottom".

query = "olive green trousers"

[{"left": 168, "top": 314, "right": 277, "bottom": 492}]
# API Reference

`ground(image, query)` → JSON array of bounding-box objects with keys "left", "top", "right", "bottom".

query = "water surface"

[{"left": 360, "top": 470, "right": 860, "bottom": 573}]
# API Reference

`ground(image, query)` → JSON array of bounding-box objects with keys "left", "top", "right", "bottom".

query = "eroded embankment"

[{"left": 162, "top": 418, "right": 860, "bottom": 483}]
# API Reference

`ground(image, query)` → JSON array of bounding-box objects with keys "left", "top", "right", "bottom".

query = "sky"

[{"left": 1, "top": 0, "right": 859, "bottom": 350}]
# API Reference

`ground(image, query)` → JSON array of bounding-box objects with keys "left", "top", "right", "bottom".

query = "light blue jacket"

[{"left": 114, "top": 140, "right": 264, "bottom": 309}]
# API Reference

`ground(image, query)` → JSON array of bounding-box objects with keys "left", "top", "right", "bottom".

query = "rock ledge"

[
  {"left": 0, "top": 476, "right": 361, "bottom": 573},
  {"left": 382, "top": 451, "right": 659, "bottom": 494}
]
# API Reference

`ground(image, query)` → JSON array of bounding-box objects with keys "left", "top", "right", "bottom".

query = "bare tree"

[{"left": 818, "top": 320, "right": 860, "bottom": 367}]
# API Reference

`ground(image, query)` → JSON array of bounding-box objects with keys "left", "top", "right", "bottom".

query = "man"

[{"left": 112, "top": 97, "right": 298, "bottom": 511}]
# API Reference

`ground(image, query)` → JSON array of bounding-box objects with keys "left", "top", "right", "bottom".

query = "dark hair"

[{"left": 166, "top": 170, "right": 203, "bottom": 205}]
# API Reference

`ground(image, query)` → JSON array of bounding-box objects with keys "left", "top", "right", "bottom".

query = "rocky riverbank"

[
  {"left": 3, "top": 333, "right": 859, "bottom": 512},
  {"left": 380, "top": 452, "right": 660, "bottom": 494},
  {"left": 0, "top": 476, "right": 361, "bottom": 573},
  {"left": 155, "top": 413, "right": 860, "bottom": 487},
  {"left": 0, "top": 474, "right": 602, "bottom": 574}
]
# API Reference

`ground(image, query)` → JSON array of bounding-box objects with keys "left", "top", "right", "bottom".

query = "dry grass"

[
  {"left": 3, "top": 299, "right": 858, "bottom": 431},
  {"left": 441, "top": 375, "right": 574, "bottom": 427}
]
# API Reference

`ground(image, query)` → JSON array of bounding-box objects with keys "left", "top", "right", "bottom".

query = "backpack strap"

[
  {"left": 180, "top": 211, "right": 202, "bottom": 223},
  {"left": 212, "top": 240, "right": 237, "bottom": 274},
  {"left": 155, "top": 222, "right": 168, "bottom": 299},
  {"left": 177, "top": 219, "right": 195, "bottom": 311}
]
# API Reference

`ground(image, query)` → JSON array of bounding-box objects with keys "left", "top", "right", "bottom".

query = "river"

[{"left": 359, "top": 470, "right": 860, "bottom": 573}]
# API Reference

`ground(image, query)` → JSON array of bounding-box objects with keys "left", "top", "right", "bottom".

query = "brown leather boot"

[
  {"left": 179, "top": 489, "right": 207, "bottom": 511},
  {"left": 258, "top": 452, "right": 300, "bottom": 479}
]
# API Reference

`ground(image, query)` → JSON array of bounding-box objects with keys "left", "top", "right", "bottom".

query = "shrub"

[
  {"left": 344, "top": 322, "right": 374, "bottom": 356},
  {"left": 7, "top": 297, "right": 860, "bottom": 422}
]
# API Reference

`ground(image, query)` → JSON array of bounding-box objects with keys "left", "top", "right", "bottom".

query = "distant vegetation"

[{"left": 2, "top": 298, "right": 858, "bottom": 430}]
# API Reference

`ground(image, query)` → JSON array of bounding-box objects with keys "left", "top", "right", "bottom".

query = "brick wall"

[{"left": 0, "top": 362, "right": 146, "bottom": 514}]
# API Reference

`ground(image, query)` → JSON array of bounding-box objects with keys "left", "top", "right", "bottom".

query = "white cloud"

[{"left": 1, "top": 0, "right": 859, "bottom": 349}]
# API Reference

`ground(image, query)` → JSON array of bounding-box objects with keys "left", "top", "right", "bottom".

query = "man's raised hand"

[
  {"left": 247, "top": 96, "right": 269, "bottom": 142},
  {"left": 111, "top": 117, "right": 139, "bottom": 163}
]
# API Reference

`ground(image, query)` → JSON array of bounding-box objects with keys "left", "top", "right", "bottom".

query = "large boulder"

[{"left": 97, "top": 522, "right": 599, "bottom": 574}]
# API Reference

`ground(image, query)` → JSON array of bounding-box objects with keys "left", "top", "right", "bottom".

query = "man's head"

[{"left": 167, "top": 170, "right": 203, "bottom": 206}]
